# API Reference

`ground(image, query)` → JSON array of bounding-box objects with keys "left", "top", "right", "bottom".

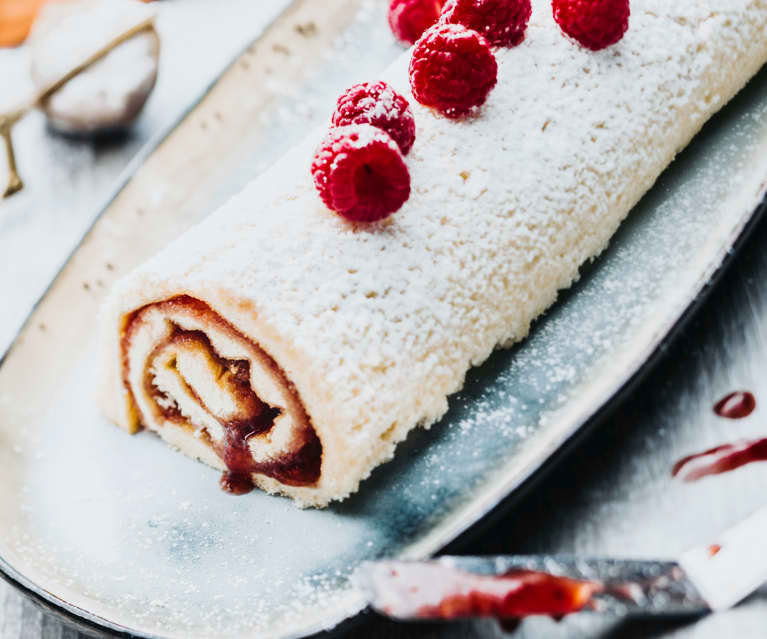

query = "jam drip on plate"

[
  {"left": 672, "top": 438, "right": 767, "bottom": 482},
  {"left": 672, "top": 389, "right": 762, "bottom": 482},
  {"left": 713, "top": 391, "right": 756, "bottom": 419}
]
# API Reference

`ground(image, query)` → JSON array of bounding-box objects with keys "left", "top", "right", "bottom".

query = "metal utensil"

[
  {"left": 0, "top": 14, "right": 155, "bottom": 198},
  {"left": 357, "top": 504, "right": 767, "bottom": 622}
]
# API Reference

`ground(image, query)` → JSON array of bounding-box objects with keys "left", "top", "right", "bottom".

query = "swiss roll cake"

[{"left": 101, "top": 0, "right": 767, "bottom": 506}]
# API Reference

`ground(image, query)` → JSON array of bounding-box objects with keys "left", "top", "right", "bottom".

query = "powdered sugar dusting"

[
  {"left": 109, "top": 0, "right": 767, "bottom": 507},
  {"left": 7, "top": 0, "right": 757, "bottom": 636}
]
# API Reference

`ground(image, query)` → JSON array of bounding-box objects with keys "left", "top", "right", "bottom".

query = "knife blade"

[{"left": 355, "top": 504, "right": 767, "bottom": 622}]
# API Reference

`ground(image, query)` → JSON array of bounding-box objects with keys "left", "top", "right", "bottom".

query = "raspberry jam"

[
  {"left": 375, "top": 563, "right": 601, "bottom": 621},
  {"left": 208, "top": 390, "right": 321, "bottom": 493},
  {"left": 217, "top": 410, "right": 281, "bottom": 495},
  {"left": 416, "top": 570, "right": 599, "bottom": 620},
  {"left": 672, "top": 390, "right": 761, "bottom": 482},
  {"left": 220, "top": 470, "right": 257, "bottom": 496},
  {"left": 713, "top": 391, "right": 756, "bottom": 419},
  {"left": 672, "top": 438, "right": 767, "bottom": 482},
  {"left": 212, "top": 400, "right": 322, "bottom": 493},
  {"left": 127, "top": 296, "right": 322, "bottom": 495}
]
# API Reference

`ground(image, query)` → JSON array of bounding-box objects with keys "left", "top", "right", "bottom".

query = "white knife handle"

[{"left": 679, "top": 504, "right": 767, "bottom": 611}]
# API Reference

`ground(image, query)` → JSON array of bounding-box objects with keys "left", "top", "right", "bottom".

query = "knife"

[{"left": 354, "top": 504, "right": 767, "bottom": 622}]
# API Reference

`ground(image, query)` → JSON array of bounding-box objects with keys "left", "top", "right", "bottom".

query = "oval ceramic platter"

[{"left": 2, "top": 1, "right": 767, "bottom": 637}]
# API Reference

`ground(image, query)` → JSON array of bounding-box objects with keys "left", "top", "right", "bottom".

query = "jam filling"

[
  {"left": 123, "top": 296, "right": 322, "bottom": 494},
  {"left": 216, "top": 418, "right": 322, "bottom": 494}
]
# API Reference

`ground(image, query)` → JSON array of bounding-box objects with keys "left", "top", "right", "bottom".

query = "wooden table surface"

[{"left": 2, "top": 2, "right": 767, "bottom": 638}]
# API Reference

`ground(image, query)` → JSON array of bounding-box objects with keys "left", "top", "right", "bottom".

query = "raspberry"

[
  {"left": 409, "top": 23, "right": 498, "bottom": 118},
  {"left": 388, "top": 0, "right": 444, "bottom": 45},
  {"left": 552, "top": 0, "right": 630, "bottom": 51},
  {"left": 331, "top": 82, "right": 416, "bottom": 155},
  {"left": 440, "top": 0, "right": 532, "bottom": 47},
  {"left": 311, "top": 125, "right": 411, "bottom": 223}
]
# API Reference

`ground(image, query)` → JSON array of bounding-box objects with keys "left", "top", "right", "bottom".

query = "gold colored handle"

[
  {"left": 1, "top": 107, "right": 29, "bottom": 199},
  {"left": 1, "top": 15, "right": 156, "bottom": 199}
]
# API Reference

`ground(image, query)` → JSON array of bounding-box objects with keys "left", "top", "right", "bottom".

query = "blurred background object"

[
  {"left": 0, "top": 0, "right": 291, "bottom": 357},
  {"left": 1, "top": 0, "right": 159, "bottom": 196},
  {"left": 0, "top": 0, "right": 50, "bottom": 48},
  {"left": 0, "top": 0, "right": 155, "bottom": 48},
  {"left": 28, "top": 0, "right": 160, "bottom": 135}
]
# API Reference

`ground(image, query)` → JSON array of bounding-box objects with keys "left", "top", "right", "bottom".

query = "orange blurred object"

[
  {"left": 0, "top": 0, "right": 49, "bottom": 47},
  {"left": 0, "top": 0, "right": 155, "bottom": 48}
]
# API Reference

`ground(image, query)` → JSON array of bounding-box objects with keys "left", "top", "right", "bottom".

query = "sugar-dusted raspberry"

[
  {"left": 388, "top": 0, "right": 444, "bottom": 45},
  {"left": 331, "top": 82, "right": 416, "bottom": 155},
  {"left": 311, "top": 125, "right": 411, "bottom": 223},
  {"left": 552, "top": 0, "right": 630, "bottom": 51},
  {"left": 409, "top": 23, "right": 497, "bottom": 118},
  {"left": 440, "top": 0, "right": 532, "bottom": 47}
]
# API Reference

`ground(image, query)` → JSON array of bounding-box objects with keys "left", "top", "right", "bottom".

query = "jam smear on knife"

[{"left": 380, "top": 563, "right": 602, "bottom": 622}]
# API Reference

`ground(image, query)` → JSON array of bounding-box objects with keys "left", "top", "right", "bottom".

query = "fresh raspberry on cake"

[
  {"left": 388, "top": 0, "right": 444, "bottom": 45},
  {"left": 332, "top": 82, "right": 417, "bottom": 155},
  {"left": 311, "top": 124, "right": 411, "bottom": 223},
  {"left": 553, "top": 0, "right": 630, "bottom": 51},
  {"left": 409, "top": 23, "right": 498, "bottom": 118},
  {"left": 440, "top": 0, "right": 532, "bottom": 47}
]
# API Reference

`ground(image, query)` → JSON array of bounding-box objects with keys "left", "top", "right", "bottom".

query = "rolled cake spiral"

[
  {"left": 120, "top": 296, "right": 320, "bottom": 493},
  {"left": 102, "top": 0, "right": 767, "bottom": 506}
]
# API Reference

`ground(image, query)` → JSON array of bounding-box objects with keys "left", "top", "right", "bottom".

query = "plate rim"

[{"left": 2, "top": 8, "right": 767, "bottom": 637}]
